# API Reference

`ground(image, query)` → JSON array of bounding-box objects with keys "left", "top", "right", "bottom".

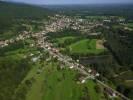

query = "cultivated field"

[
  {"left": 69, "top": 39, "right": 105, "bottom": 55},
  {"left": 26, "top": 61, "right": 104, "bottom": 100}
]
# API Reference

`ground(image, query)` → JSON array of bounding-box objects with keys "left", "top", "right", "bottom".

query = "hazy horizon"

[{"left": 2, "top": 0, "right": 133, "bottom": 5}]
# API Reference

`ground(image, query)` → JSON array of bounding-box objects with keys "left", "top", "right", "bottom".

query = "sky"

[{"left": 4, "top": 0, "right": 133, "bottom": 5}]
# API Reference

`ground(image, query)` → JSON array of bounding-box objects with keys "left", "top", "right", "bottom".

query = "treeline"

[
  {"left": 0, "top": 41, "right": 24, "bottom": 56},
  {"left": 104, "top": 27, "right": 133, "bottom": 68},
  {"left": 0, "top": 40, "right": 36, "bottom": 100},
  {"left": 0, "top": 56, "right": 32, "bottom": 100},
  {"left": 47, "top": 29, "right": 83, "bottom": 39}
]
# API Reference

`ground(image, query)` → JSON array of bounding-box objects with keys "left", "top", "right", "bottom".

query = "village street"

[
  {"left": 36, "top": 31, "right": 130, "bottom": 100},
  {"left": 0, "top": 15, "right": 130, "bottom": 100}
]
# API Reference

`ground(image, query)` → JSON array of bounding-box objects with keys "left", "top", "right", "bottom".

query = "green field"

[
  {"left": 25, "top": 60, "right": 104, "bottom": 100},
  {"left": 0, "top": 39, "right": 106, "bottom": 100},
  {"left": 0, "top": 34, "right": 105, "bottom": 100},
  {"left": 69, "top": 39, "right": 104, "bottom": 55}
]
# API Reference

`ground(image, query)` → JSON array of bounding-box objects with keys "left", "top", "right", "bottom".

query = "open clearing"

[
  {"left": 96, "top": 40, "right": 105, "bottom": 49},
  {"left": 69, "top": 39, "right": 105, "bottom": 55},
  {"left": 25, "top": 60, "right": 103, "bottom": 100}
]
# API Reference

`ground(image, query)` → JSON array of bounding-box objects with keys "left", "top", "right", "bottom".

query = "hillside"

[
  {"left": 0, "top": 1, "right": 52, "bottom": 39},
  {"left": 0, "top": 1, "right": 52, "bottom": 19}
]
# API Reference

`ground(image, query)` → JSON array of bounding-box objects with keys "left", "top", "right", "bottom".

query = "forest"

[{"left": 0, "top": 1, "right": 52, "bottom": 39}]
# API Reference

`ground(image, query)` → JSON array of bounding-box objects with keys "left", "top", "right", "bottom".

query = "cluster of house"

[
  {"left": 0, "top": 31, "right": 30, "bottom": 48},
  {"left": 44, "top": 42, "right": 59, "bottom": 54},
  {"left": 45, "top": 15, "right": 72, "bottom": 32},
  {"left": 103, "top": 17, "right": 125, "bottom": 23},
  {"left": 44, "top": 14, "right": 104, "bottom": 33},
  {"left": 104, "top": 88, "right": 117, "bottom": 98},
  {"left": 22, "top": 15, "right": 133, "bottom": 99}
]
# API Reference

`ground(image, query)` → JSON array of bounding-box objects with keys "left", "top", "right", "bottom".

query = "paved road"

[
  {"left": 42, "top": 44, "right": 90, "bottom": 76},
  {"left": 96, "top": 80, "right": 130, "bottom": 100},
  {"left": 37, "top": 33, "right": 130, "bottom": 100}
]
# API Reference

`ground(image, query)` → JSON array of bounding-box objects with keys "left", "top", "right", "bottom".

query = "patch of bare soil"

[{"left": 96, "top": 40, "right": 105, "bottom": 49}]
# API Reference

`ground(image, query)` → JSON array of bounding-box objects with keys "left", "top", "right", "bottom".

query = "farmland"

[
  {"left": 50, "top": 33, "right": 106, "bottom": 56},
  {"left": 25, "top": 60, "right": 104, "bottom": 100},
  {"left": 1, "top": 1, "right": 133, "bottom": 100},
  {"left": 69, "top": 39, "right": 105, "bottom": 55}
]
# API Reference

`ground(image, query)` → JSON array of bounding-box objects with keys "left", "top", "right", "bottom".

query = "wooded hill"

[{"left": 0, "top": 1, "right": 52, "bottom": 34}]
